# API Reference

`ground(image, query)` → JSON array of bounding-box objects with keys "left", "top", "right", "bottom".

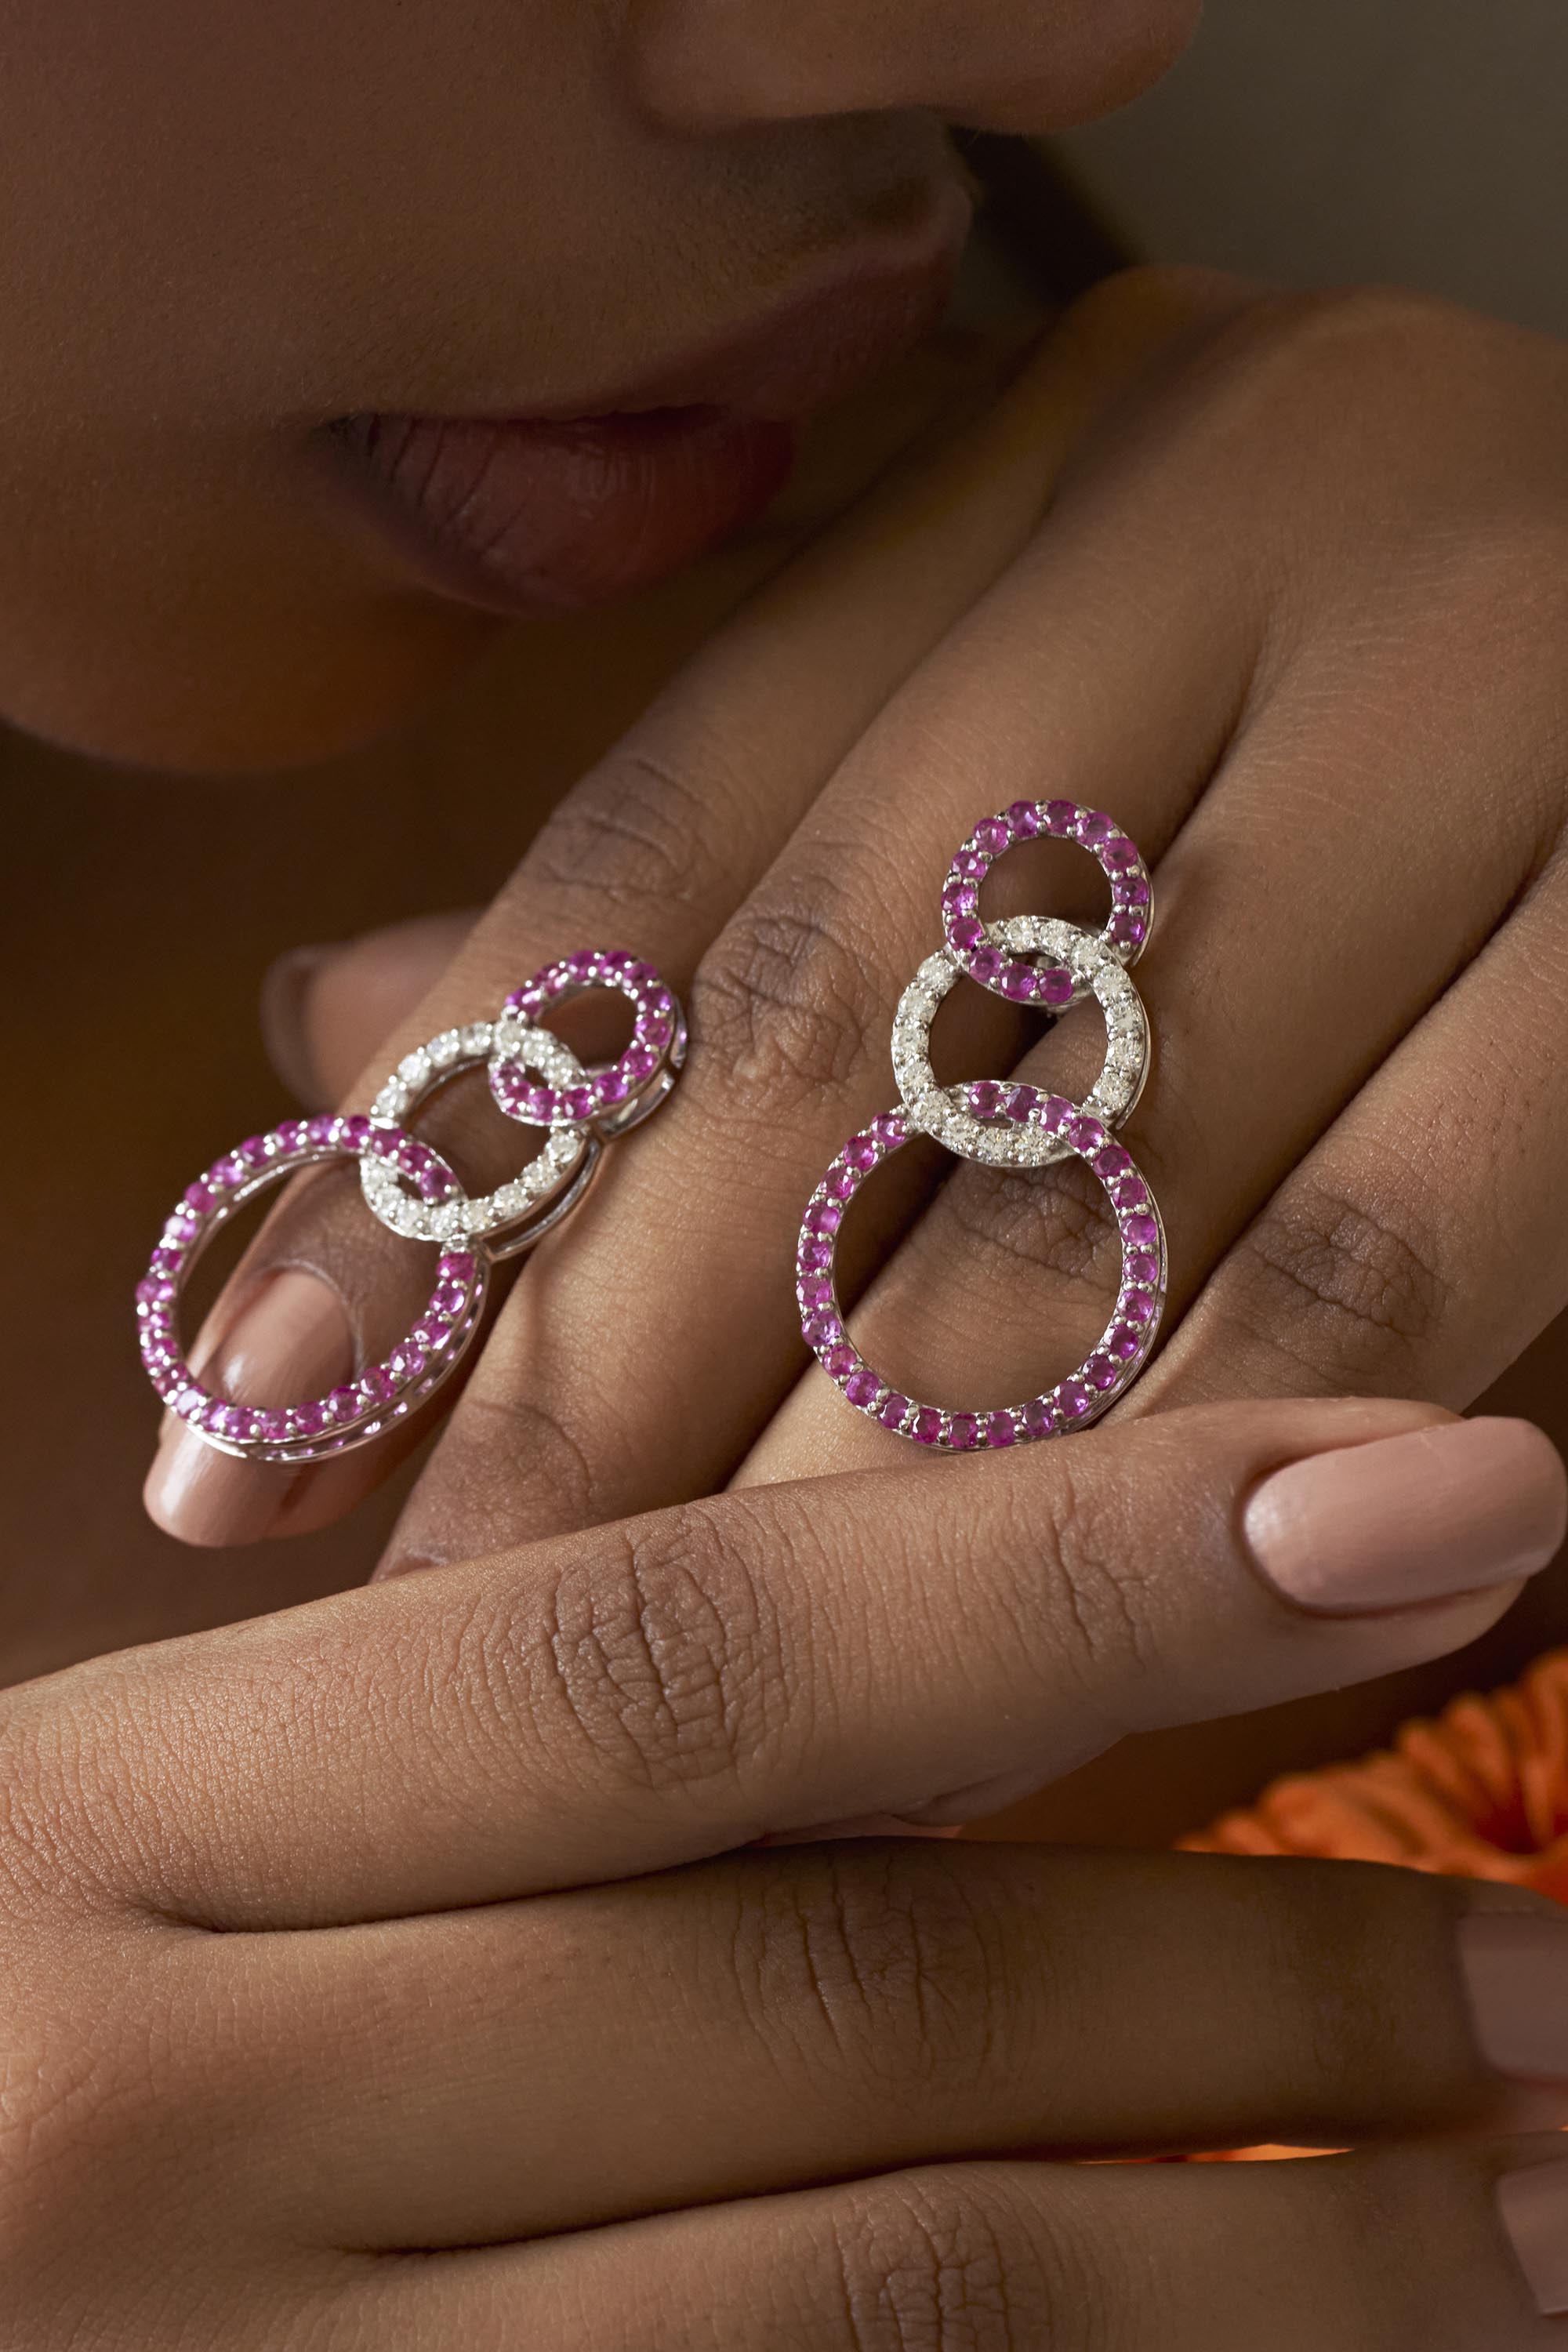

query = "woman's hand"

[
  {"left": 142, "top": 268, "right": 1568, "bottom": 1584},
  {"left": 11, "top": 1397, "right": 1568, "bottom": 2343}
]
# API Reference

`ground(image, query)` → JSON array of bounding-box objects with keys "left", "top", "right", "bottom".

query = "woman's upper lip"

[
  {"left": 413, "top": 172, "right": 974, "bottom": 433},
  {"left": 328, "top": 176, "right": 974, "bottom": 613},
  {"left": 566, "top": 182, "right": 975, "bottom": 423}
]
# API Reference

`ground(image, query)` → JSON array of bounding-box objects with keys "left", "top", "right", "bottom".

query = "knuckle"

[
  {"left": 694, "top": 881, "right": 887, "bottom": 1116},
  {"left": 410, "top": 1377, "right": 599, "bottom": 1552},
  {"left": 523, "top": 1501, "right": 794, "bottom": 1802},
  {"left": 826, "top": 2171, "right": 1052, "bottom": 2352},
  {"left": 731, "top": 1849, "right": 1005, "bottom": 2103},
  {"left": 523, "top": 742, "right": 735, "bottom": 925},
  {"left": 1225, "top": 1178, "right": 1451, "bottom": 1389},
  {"left": 930, "top": 1159, "right": 1119, "bottom": 1302},
  {"left": 1019, "top": 1459, "right": 1157, "bottom": 1707}
]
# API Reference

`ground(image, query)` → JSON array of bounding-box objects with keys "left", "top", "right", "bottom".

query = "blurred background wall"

[{"left": 1047, "top": 0, "right": 1568, "bottom": 335}]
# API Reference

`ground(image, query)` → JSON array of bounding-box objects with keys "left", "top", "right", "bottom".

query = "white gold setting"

[
  {"left": 804, "top": 801, "right": 1167, "bottom": 1449},
  {"left": 892, "top": 917, "right": 1150, "bottom": 1167},
  {"left": 361, "top": 1018, "right": 591, "bottom": 1245}
]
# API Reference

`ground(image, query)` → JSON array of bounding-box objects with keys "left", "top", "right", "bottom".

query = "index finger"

[{"left": 40, "top": 1397, "right": 1563, "bottom": 1927}]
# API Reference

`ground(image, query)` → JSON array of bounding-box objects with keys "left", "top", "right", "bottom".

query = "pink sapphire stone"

[
  {"left": 911, "top": 1408, "right": 944, "bottom": 1446},
  {"left": 984, "top": 1412, "right": 1016, "bottom": 1447},
  {"left": 1006, "top": 800, "right": 1041, "bottom": 837},
  {"left": 844, "top": 1369, "right": 883, "bottom": 1410},
  {"left": 947, "top": 1414, "right": 980, "bottom": 1450},
  {"left": 878, "top": 1392, "right": 910, "bottom": 1431}
]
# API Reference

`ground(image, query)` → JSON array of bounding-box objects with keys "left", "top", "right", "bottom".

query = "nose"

[{"left": 626, "top": 0, "right": 1201, "bottom": 136}]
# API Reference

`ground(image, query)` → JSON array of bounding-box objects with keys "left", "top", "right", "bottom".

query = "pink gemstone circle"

[
  {"left": 136, "top": 1116, "right": 488, "bottom": 1465},
  {"left": 490, "top": 949, "right": 685, "bottom": 1135},
  {"left": 797, "top": 1093, "right": 1166, "bottom": 1450},
  {"left": 942, "top": 799, "right": 1152, "bottom": 1009}
]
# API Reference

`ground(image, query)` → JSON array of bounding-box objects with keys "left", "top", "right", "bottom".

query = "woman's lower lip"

[
  {"left": 333, "top": 404, "right": 797, "bottom": 613},
  {"left": 328, "top": 180, "right": 971, "bottom": 616}
]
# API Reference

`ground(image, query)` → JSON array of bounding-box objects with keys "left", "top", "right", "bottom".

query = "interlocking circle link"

[
  {"left": 137, "top": 953, "right": 684, "bottom": 1465},
  {"left": 136, "top": 1116, "right": 489, "bottom": 1465},
  {"left": 892, "top": 917, "right": 1150, "bottom": 1167},
  {"left": 801, "top": 800, "right": 1166, "bottom": 1448},
  {"left": 492, "top": 948, "right": 688, "bottom": 1139},
  {"left": 363, "top": 1015, "right": 593, "bottom": 1250},
  {"left": 942, "top": 797, "right": 1151, "bottom": 1007},
  {"left": 798, "top": 1098, "right": 1167, "bottom": 1450}
]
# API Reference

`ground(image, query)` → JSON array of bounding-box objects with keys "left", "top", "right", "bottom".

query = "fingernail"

[
  {"left": 259, "top": 946, "right": 329, "bottom": 1109},
  {"left": 1244, "top": 1417, "right": 1567, "bottom": 1614},
  {"left": 143, "top": 1269, "right": 354, "bottom": 1546},
  {"left": 1460, "top": 1911, "right": 1568, "bottom": 2094},
  {"left": 1498, "top": 2155, "right": 1568, "bottom": 2315}
]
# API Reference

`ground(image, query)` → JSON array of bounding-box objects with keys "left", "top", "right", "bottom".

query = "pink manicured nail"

[
  {"left": 143, "top": 1269, "right": 354, "bottom": 1546},
  {"left": 258, "top": 946, "right": 329, "bottom": 1109},
  {"left": 1460, "top": 1911, "right": 1568, "bottom": 2097},
  {"left": 1498, "top": 2156, "right": 1568, "bottom": 2315},
  {"left": 1243, "top": 1417, "right": 1567, "bottom": 1614}
]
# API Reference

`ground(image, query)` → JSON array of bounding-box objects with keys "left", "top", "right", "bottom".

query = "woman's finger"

[
  {"left": 338, "top": 2140, "right": 1568, "bottom": 2346},
  {"left": 143, "top": 282, "right": 1207, "bottom": 1551},
  {"left": 377, "top": 278, "right": 1277, "bottom": 1576},
  {"left": 251, "top": 1848, "right": 1568, "bottom": 2249},
  {"left": 259, "top": 910, "right": 477, "bottom": 1110},
  {"left": 1136, "top": 849, "right": 1568, "bottom": 1421},
  {"left": 32, "top": 1396, "right": 1565, "bottom": 1929}
]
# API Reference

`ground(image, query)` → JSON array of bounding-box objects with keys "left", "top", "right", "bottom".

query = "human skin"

[
  {"left": 0, "top": 0, "right": 1195, "bottom": 771},
  {"left": 5, "top": 1396, "right": 1568, "bottom": 2343},
  {"left": 144, "top": 273, "right": 1568, "bottom": 1613},
  {"left": 13, "top": 5, "right": 1568, "bottom": 2333}
]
